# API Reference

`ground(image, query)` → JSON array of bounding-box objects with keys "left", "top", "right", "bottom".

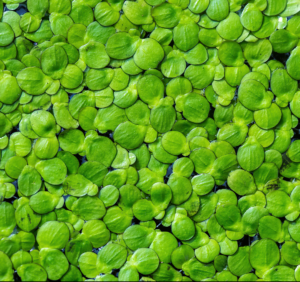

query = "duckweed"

[{"left": 0, "top": 0, "right": 300, "bottom": 281}]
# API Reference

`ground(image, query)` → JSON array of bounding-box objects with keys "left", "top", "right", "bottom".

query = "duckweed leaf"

[
  {"left": 206, "top": 0, "right": 229, "bottom": 21},
  {"left": 0, "top": 202, "right": 16, "bottom": 236},
  {"left": 249, "top": 239, "right": 280, "bottom": 276},
  {"left": 72, "top": 196, "right": 106, "bottom": 220},
  {"left": 17, "top": 263, "right": 47, "bottom": 282},
  {"left": 106, "top": 32, "right": 140, "bottom": 60},
  {"left": 114, "top": 121, "right": 147, "bottom": 150},
  {"left": 18, "top": 166, "right": 42, "bottom": 197},
  {"left": 37, "top": 221, "right": 69, "bottom": 249},
  {"left": 96, "top": 243, "right": 127, "bottom": 274},
  {"left": 130, "top": 248, "right": 159, "bottom": 275},
  {"left": 35, "top": 158, "right": 67, "bottom": 185},
  {"left": 134, "top": 38, "right": 164, "bottom": 70},
  {"left": 151, "top": 3, "right": 182, "bottom": 28},
  {"left": 123, "top": 0, "right": 153, "bottom": 25},
  {"left": 63, "top": 174, "right": 98, "bottom": 197},
  {"left": 0, "top": 251, "right": 14, "bottom": 281},
  {"left": 40, "top": 248, "right": 69, "bottom": 281}
]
